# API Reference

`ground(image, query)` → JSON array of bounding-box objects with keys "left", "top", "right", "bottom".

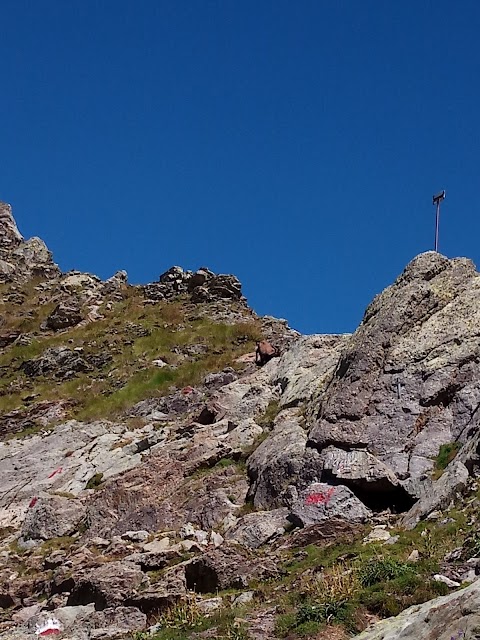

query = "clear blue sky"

[{"left": 2, "top": 1, "right": 479, "bottom": 334}]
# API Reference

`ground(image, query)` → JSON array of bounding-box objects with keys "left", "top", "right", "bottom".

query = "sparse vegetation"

[
  {"left": 358, "top": 557, "right": 415, "bottom": 587},
  {"left": 0, "top": 285, "right": 263, "bottom": 429},
  {"left": 256, "top": 399, "right": 281, "bottom": 428},
  {"left": 433, "top": 442, "right": 461, "bottom": 478},
  {"left": 86, "top": 472, "right": 104, "bottom": 489}
]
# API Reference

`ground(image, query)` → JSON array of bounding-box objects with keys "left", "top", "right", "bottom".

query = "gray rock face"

[
  {"left": 184, "top": 545, "right": 278, "bottom": 593},
  {"left": 308, "top": 252, "right": 480, "bottom": 506},
  {"left": 88, "top": 606, "right": 147, "bottom": 636},
  {"left": 0, "top": 420, "right": 148, "bottom": 528},
  {"left": 225, "top": 508, "right": 290, "bottom": 548},
  {"left": 46, "top": 303, "right": 83, "bottom": 331},
  {"left": 0, "top": 204, "right": 59, "bottom": 282},
  {"left": 67, "top": 561, "right": 145, "bottom": 609},
  {"left": 400, "top": 459, "right": 469, "bottom": 529},
  {"left": 353, "top": 576, "right": 480, "bottom": 640},
  {"left": 0, "top": 202, "right": 23, "bottom": 248},
  {"left": 143, "top": 265, "right": 245, "bottom": 303},
  {"left": 289, "top": 482, "right": 371, "bottom": 527},
  {"left": 247, "top": 409, "right": 321, "bottom": 509},
  {"left": 272, "top": 334, "right": 349, "bottom": 409},
  {"left": 21, "top": 495, "right": 86, "bottom": 540}
]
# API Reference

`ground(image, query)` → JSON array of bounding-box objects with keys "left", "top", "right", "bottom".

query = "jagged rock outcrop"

[
  {"left": 0, "top": 202, "right": 23, "bottom": 248},
  {"left": 308, "top": 252, "right": 480, "bottom": 513},
  {"left": 142, "top": 265, "right": 245, "bottom": 304},
  {"left": 0, "top": 202, "right": 59, "bottom": 282}
]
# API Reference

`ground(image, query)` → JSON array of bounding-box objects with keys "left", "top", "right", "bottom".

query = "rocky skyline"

[{"left": 1, "top": 203, "right": 480, "bottom": 639}]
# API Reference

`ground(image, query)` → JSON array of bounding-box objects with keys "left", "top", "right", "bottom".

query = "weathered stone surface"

[
  {"left": 0, "top": 202, "right": 23, "bottom": 248},
  {"left": 400, "top": 459, "right": 469, "bottom": 529},
  {"left": 272, "top": 334, "right": 349, "bottom": 408},
  {"left": 278, "top": 518, "right": 363, "bottom": 549},
  {"left": 225, "top": 508, "right": 289, "bottom": 548},
  {"left": 319, "top": 446, "right": 414, "bottom": 510},
  {"left": 0, "top": 399, "right": 70, "bottom": 440},
  {"left": 88, "top": 606, "right": 147, "bottom": 636},
  {"left": 46, "top": 303, "right": 83, "bottom": 331},
  {"left": 184, "top": 545, "right": 278, "bottom": 593},
  {"left": 67, "top": 561, "right": 145, "bottom": 609},
  {"left": 21, "top": 346, "right": 92, "bottom": 379},
  {"left": 21, "top": 495, "right": 86, "bottom": 540},
  {"left": 0, "top": 420, "right": 146, "bottom": 528},
  {"left": 308, "top": 252, "right": 480, "bottom": 505},
  {"left": 289, "top": 482, "right": 371, "bottom": 528},
  {"left": 352, "top": 577, "right": 480, "bottom": 639},
  {"left": 247, "top": 409, "right": 322, "bottom": 509},
  {"left": 204, "top": 368, "right": 238, "bottom": 390}
]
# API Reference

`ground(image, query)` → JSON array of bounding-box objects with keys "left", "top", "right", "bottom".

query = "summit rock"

[{"left": 0, "top": 201, "right": 59, "bottom": 282}]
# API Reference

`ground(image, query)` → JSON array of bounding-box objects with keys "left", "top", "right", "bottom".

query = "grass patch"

[
  {"left": 433, "top": 442, "right": 461, "bottom": 478},
  {"left": 0, "top": 286, "right": 262, "bottom": 426},
  {"left": 256, "top": 399, "right": 281, "bottom": 429},
  {"left": 86, "top": 472, "right": 104, "bottom": 490},
  {"left": 358, "top": 558, "right": 415, "bottom": 587}
]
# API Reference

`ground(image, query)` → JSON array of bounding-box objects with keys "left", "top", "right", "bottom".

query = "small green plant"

[
  {"left": 158, "top": 595, "right": 202, "bottom": 630},
  {"left": 86, "top": 472, "right": 104, "bottom": 490},
  {"left": 296, "top": 600, "right": 347, "bottom": 625},
  {"left": 434, "top": 442, "right": 461, "bottom": 477},
  {"left": 358, "top": 558, "right": 415, "bottom": 587},
  {"left": 256, "top": 399, "right": 281, "bottom": 429}
]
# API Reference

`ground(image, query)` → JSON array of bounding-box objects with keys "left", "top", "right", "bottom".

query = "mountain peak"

[{"left": 0, "top": 201, "right": 23, "bottom": 248}]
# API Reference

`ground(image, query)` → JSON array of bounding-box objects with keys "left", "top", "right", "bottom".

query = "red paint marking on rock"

[
  {"left": 29, "top": 497, "right": 38, "bottom": 508},
  {"left": 182, "top": 386, "right": 194, "bottom": 395},
  {"left": 47, "top": 467, "right": 63, "bottom": 479},
  {"left": 304, "top": 487, "right": 335, "bottom": 506}
]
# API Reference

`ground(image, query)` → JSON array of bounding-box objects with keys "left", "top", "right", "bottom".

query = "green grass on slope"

[
  {"left": 124, "top": 497, "right": 478, "bottom": 640},
  {"left": 0, "top": 286, "right": 262, "bottom": 427}
]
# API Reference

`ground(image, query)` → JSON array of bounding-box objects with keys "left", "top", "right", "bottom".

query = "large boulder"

[
  {"left": 308, "top": 253, "right": 480, "bottom": 504},
  {"left": 21, "top": 495, "right": 86, "bottom": 541},
  {"left": 289, "top": 482, "right": 371, "bottom": 528},
  {"left": 67, "top": 561, "right": 145, "bottom": 609},
  {"left": 21, "top": 347, "right": 92, "bottom": 379},
  {"left": 353, "top": 576, "right": 480, "bottom": 639},
  {"left": 225, "top": 508, "right": 290, "bottom": 548}
]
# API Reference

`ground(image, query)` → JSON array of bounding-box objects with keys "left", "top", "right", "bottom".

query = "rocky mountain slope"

[{"left": 2, "top": 201, "right": 480, "bottom": 639}]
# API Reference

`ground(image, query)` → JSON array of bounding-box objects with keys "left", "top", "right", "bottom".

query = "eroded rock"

[{"left": 289, "top": 482, "right": 371, "bottom": 528}]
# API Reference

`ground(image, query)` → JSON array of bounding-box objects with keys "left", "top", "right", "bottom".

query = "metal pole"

[
  {"left": 433, "top": 190, "right": 445, "bottom": 253},
  {"left": 434, "top": 200, "right": 440, "bottom": 252}
]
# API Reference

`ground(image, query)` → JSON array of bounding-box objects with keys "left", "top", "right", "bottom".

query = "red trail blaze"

[{"left": 304, "top": 487, "right": 335, "bottom": 506}]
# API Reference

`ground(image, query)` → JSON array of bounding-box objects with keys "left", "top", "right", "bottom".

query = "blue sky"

[{"left": 1, "top": 1, "right": 479, "bottom": 334}]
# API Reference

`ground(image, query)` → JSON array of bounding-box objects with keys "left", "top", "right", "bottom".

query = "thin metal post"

[
  {"left": 432, "top": 190, "right": 446, "bottom": 252},
  {"left": 434, "top": 201, "right": 440, "bottom": 252}
]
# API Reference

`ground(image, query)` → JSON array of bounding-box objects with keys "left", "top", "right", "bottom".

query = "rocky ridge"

[{"left": 2, "top": 202, "right": 480, "bottom": 638}]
